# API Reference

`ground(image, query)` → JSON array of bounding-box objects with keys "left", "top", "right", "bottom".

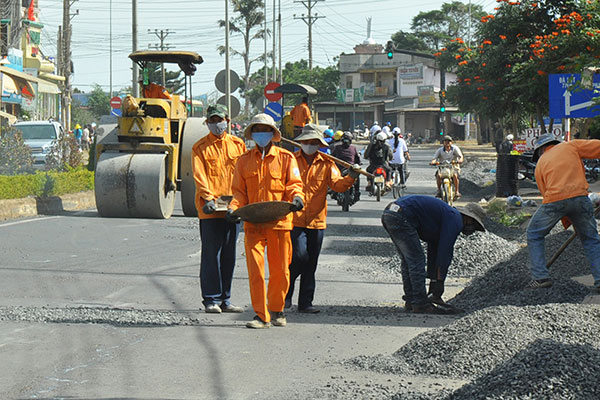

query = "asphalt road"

[{"left": 0, "top": 146, "right": 464, "bottom": 399}]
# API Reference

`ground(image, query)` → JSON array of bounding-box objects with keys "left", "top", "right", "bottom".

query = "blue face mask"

[{"left": 252, "top": 131, "right": 273, "bottom": 148}]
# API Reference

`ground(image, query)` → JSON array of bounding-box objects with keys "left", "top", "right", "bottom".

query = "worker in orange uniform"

[
  {"left": 227, "top": 113, "right": 305, "bottom": 329},
  {"left": 141, "top": 81, "right": 172, "bottom": 99},
  {"left": 192, "top": 104, "right": 247, "bottom": 313},
  {"left": 285, "top": 124, "right": 361, "bottom": 313},
  {"left": 290, "top": 96, "right": 312, "bottom": 136}
]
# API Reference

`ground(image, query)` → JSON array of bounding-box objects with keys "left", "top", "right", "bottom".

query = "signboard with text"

[{"left": 549, "top": 73, "right": 600, "bottom": 118}]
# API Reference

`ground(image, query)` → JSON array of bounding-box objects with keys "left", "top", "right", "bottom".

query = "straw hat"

[
  {"left": 295, "top": 124, "right": 328, "bottom": 146},
  {"left": 243, "top": 113, "right": 281, "bottom": 141},
  {"left": 455, "top": 203, "right": 486, "bottom": 232}
]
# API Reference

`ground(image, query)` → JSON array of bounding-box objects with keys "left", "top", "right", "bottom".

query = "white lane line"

[{"left": 0, "top": 216, "right": 60, "bottom": 228}]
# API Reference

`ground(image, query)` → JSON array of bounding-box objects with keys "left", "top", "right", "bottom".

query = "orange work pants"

[{"left": 244, "top": 228, "right": 292, "bottom": 323}]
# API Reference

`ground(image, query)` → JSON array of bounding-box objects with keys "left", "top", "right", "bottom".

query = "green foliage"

[
  {"left": 87, "top": 83, "right": 111, "bottom": 118},
  {"left": 45, "top": 131, "right": 84, "bottom": 171},
  {"left": 0, "top": 128, "right": 34, "bottom": 175},
  {"left": 0, "top": 168, "right": 94, "bottom": 200},
  {"left": 71, "top": 99, "right": 97, "bottom": 126},
  {"left": 499, "top": 211, "right": 531, "bottom": 227},
  {"left": 391, "top": 30, "right": 430, "bottom": 52}
]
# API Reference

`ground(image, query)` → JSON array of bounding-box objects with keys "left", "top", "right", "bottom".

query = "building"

[
  {"left": 314, "top": 20, "right": 466, "bottom": 142},
  {"left": 1, "top": 0, "right": 62, "bottom": 125}
]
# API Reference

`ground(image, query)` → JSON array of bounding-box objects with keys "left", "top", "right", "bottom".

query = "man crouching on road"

[
  {"left": 381, "top": 195, "right": 485, "bottom": 314},
  {"left": 526, "top": 133, "right": 600, "bottom": 292}
]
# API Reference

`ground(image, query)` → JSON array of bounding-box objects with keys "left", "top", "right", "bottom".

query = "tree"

[
  {"left": 218, "top": 0, "right": 268, "bottom": 114},
  {"left": 87, "top": 84, "right": 111, "bottom": 118},
  {"left": 71, "top": 99, "right": 97, "bottom": 126},
  {"left": 390, "top": 30, "right": 430, "bottom": 52},
  {"left": 144, "top": 62, "right": 185, "bottom": 94}
]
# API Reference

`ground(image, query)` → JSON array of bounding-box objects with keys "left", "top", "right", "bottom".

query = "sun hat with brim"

[
  {"left": 295, "top": 124, "right": 329, "bottom": 147},
  {"left": 243, "top": 113, "right": 281, "bottom": 142},
  {"left": 206, "top": 104, "right": 228, "bottom": 119},
  {"left": 455, "top": 203, "right": 486, "bottom": 232},
  {"left": 532, "top": 133, "right": 561, "bottom": 161}
]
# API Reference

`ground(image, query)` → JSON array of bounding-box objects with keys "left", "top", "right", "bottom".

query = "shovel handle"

[
  {"left": 546, "top": 231, "right": 577, "bottom": 269},
  {"left": 280, "top": 137, "right": 375, "bottom": 179}
]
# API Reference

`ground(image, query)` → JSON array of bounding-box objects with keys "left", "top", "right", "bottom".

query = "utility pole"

[
  {"left": 61, "top": 0, "right": 78, "bottom": 132},
  {"left": 148, "top": 29, "right": 173, "bottom": 86},
  {"left": 278, "top": 0, "right": 282, "bottom": 84},
  {"left": 272, "top": 0, "right": 276, "bottom": 81},
  {"left": 109, "top": 0, "right": 112, "bottom": 97},
  {"left": 263, "top": 0, "right": 267, "bottom": 87},
  {"left": 132, "top": 0, "right": 138, "bottom": 97},
  {"left": 293, "top": 0, "right": 325, "bottom": 70}
]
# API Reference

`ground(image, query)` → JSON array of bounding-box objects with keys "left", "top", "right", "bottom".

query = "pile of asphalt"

[
  {"left": 0, "top": 306, "right": 209, "bottom": 326},
  {"left": 450, "top": 230, "right": 591, "bottom": 312},
  {"left": 350, "top": 304, "right": 600, "bottom": 399}
]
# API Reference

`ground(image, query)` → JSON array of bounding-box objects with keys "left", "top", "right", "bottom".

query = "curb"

[{"left": 0, "top": 191, "right": 96, "bottom": 221}]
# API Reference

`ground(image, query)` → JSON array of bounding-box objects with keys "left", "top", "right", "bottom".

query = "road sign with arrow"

[{"left": 549, "top": 73, "right": 600, "bottom": 118}]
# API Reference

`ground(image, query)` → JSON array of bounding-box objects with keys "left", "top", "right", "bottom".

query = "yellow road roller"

[{"left": 94, "top": 51, "right": 208, "bottom": 219}]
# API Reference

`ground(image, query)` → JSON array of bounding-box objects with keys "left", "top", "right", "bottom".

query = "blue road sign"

[
  {"left": 264, "top": 102, "right": 283, "bottom": 122},
  {"left": 549, "top": 73, "right": 600, "bottom": 118},
  {"left": 111, "top": 108, "right": 122, "bottom": 117}
]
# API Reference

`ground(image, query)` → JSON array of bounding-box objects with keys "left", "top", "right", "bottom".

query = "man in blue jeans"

[
  {"left": 527, "top": 133, "right": 600, "bottom": 291},
  {"left": 381, "top": 195, "right": 485, "bottom": 314}
]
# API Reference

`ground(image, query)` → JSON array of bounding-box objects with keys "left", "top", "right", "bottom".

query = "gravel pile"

[
  {"left": 460, "top": 158, "right": 496, "bottom": 187},
  {"left": 450, "top": 230, "right": 592, "bottom": 312},
  {"left": 351, "top": 303, "right": 600, "bottom": 381},
  {"left": 0, "top": 306, "right": 209, "bottom": 326},
  {"left": 378, "top": 231, "right": 520, "bottom": 279}
]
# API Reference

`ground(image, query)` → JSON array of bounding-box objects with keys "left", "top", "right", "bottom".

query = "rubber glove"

[
  {"left": 348, "top": 164, "right": 361, "bottom": 179},
  {"left": 202, "top": 200, "right": 216, "bottom": 214},
  {"left": 290, "top": 196, "right": 304, "bottom": 212},
  {"left": 225, "top": 209, "right": 241, "bottom": 223}
]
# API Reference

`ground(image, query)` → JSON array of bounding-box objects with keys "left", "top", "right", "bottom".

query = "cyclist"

[
  {"left": 388, "top": 127, "right": 410, "bottom": 189},
  {"left": 430, "top": 135, "right": 464, "bottom": 198}
]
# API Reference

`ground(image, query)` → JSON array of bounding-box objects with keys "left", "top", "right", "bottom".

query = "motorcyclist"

[
  {"left": 388, "top": 127, "right": 410, "bottom": 188},
  {"left": 430, "top": 135, "right": 464, "bottom": 198},
  {"left": 369, "top": 121, "right": 381, "bottom": 141},
  {"left": 364, "top": 130, "right": 393, "bottom": 192},
  {"left": 321, "top": 128, "right": 334, "bottom": 154},
  {"left": 382, "top": 122, "right": 392, "bottom": 138},
  {"left": 332, "top": 131, "right": 361, "bottom": 202}
]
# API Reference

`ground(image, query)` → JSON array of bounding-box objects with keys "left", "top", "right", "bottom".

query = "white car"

[{"left": 12, "top": 120, "right": 65, "bottom": 166}]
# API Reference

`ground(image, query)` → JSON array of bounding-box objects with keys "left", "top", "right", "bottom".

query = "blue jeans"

[
  {"left": 286, "top": 227, "right": 325, "bottom": 309},
  {"left": 381, "top": 210, "right": 428, "bottom": 306},
  {"left": 527, "top": 195, "right": 600, "bottom": 287},
  {"left": 199, "top": 218, "right": 240, "bottom": 307}
]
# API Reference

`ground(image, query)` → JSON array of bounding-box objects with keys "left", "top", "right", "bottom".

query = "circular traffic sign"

[
  {"left": 110, "top": 96, "right": 122, "bottom": 109},
  {"left": 264, "top": 102, "right": 284, "bottom": 122},
  {"left": 264, "top": 82, "right": 282, "bottom": 102},
  {"left": 215, "top": 69, "right": 240, "bottom": 93},
  {"left": 217, "top": 95, "right": 241, "bottom": 118}
]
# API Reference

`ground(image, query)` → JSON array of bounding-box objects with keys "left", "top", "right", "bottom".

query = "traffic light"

[
  {"left": 439, "top": 90, "right": 446, "bottom": 113},
  {"left": 385, "top": 41, "right": 394, "bottom": 60}
]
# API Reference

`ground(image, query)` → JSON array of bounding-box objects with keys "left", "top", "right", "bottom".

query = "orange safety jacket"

[
  {"left": 535, "top": 139, "right": 600, "bottom": 204},
  {"left": 293, "top": 151, "right": 355, "bottom": 229},
  {"left": 142, "top": 83, "right": 172, "bottom": 99},
  {"left": 291, "top": 103, "right": 312, "bottom": 127},
  {"left": 192, "top": 132, "right": 247, "bottom": 219},
  {"left": 230, "top": 144, "right": 304, "bottom": 231}
]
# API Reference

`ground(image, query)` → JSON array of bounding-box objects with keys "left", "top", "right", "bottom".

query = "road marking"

[{"left": 0, "top": 216, "right": 59, "bottom": 228}]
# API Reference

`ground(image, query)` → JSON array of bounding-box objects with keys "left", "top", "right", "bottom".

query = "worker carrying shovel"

[
  {"left": 381, "top": 195, "right": 486, "bottom": 314},
  {"left": 526, "top": 133, "right": 600, "bottom": 293}
]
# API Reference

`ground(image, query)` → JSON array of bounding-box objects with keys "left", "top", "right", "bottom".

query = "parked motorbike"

[
  {"left": 367, "top": 166, "right": 388, "bottom": 202},
  {"left": 584, "top": 159, "right": 600, "bottom": 183},
  {"left": 518, "top": 152, "right": 536, "bottom": 181}
]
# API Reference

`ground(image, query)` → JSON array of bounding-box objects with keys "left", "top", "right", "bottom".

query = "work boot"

[
  {"left": 205, "top": 304, "right": 222, "bottom": 314},
  {"left": 221, "top": 303, "right": 244, "bottom": 313},
  {"left": 270, "top": 311, "right": 287, "bottom": 327},
  {"left": 246, "top": 315, "right": 271, "bottom": 329}
]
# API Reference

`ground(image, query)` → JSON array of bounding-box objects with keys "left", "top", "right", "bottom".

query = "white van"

[{"left": 12, "top": 120, "right": 65, "bottom": 166}]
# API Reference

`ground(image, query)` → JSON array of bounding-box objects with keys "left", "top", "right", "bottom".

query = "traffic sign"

[
  {"left": 264, "top": 102, "right": 283, "bottom": 122},
  {"left": 216, "top": 95, "right": 241, "bottom": 118},
  {"left": 110, "top": 96, "right": 122, "bottom": 109},
  {"left": 549, "top": 73, "right": 600, "bottom": 118},
  {"left": 111, "top": 108, "right": 122, "bottom": 117},
  {"left": 215, "top": 69, "right": 240, "bottom": 93},
  {"left": 264, "top": 82, "right": 282, "bottom": 101}
]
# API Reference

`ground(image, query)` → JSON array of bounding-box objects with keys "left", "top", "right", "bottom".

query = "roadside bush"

[
  {"left": 0, "top": 128, "right": 34, "bottom": 175},
  {"left": 0, "top": 167, "right": 94, "bottom": 200},
  {"left": 45, "top": 133, "right": 84, "bottom": 171}
]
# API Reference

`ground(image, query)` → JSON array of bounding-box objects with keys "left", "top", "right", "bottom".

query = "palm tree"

[{"left": 218, "top": 0, "right": 269, "bottom": 114}]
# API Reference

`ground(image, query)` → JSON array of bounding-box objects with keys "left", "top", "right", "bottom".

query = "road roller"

[{"left": 94, "top": 51, "right": 209, "bottom": 219}]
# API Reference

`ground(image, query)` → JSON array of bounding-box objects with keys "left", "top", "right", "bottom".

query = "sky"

[{"left": 36, "top": 0, "right": 497, "bottom": 98}]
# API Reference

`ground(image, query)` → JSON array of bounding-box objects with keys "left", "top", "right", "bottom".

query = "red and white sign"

[
  {"left": 513, "top": 140, "right": 527, "bottom": 153},
  {"left": 264, "top": 82, "right": 282, "bottom": 102},
  {"left": 110, "top": 96, "right": 122, "bottom": 109}
]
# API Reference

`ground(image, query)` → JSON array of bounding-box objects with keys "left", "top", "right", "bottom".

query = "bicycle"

[{"left": 390, "top": 162, "right": 408, "bottom": 198}]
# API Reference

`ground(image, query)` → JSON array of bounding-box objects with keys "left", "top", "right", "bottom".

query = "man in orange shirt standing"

[
  {"left": 285, "top": 124, "right": 360, "bottom": 313},
  {"left": 192, "top": 104, "right": 247, "bottom": 313},
  {"left": 227, "top": 113, "right": 305, "bottom": 329},
  {"left": 290, "top": 97, "right": 312, "bottom": 136},
  {"left": 527, "top": 133, "right": 600, "bottom": 292}
]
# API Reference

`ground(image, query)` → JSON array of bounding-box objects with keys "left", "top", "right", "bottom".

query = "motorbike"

[
  {"left": 367, "top": 166, "right": 389, "bottom": 202},
  {"left": 434, "top": 160, "right": 457, "bottom": 205},
  {"left": 584, "top": 159, "right": 600, "bottom": 183},
  {"left": 334, "top": 174, "right": 360, "bottom": 212},
  {"left": 518, "top": 152, "right": 536, "bottom": 181}
]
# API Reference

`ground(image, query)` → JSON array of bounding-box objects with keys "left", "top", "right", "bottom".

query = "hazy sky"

[{"left": 37, "top": 0, "right": 496, "bottom": 97}]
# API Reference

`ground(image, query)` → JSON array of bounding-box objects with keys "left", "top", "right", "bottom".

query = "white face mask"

[
  {"left": 301, "top": 144, "right": 319, "bottom": 155},
  {"left": 207, "top": 121, "right": 228, "bottom": 136}
]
